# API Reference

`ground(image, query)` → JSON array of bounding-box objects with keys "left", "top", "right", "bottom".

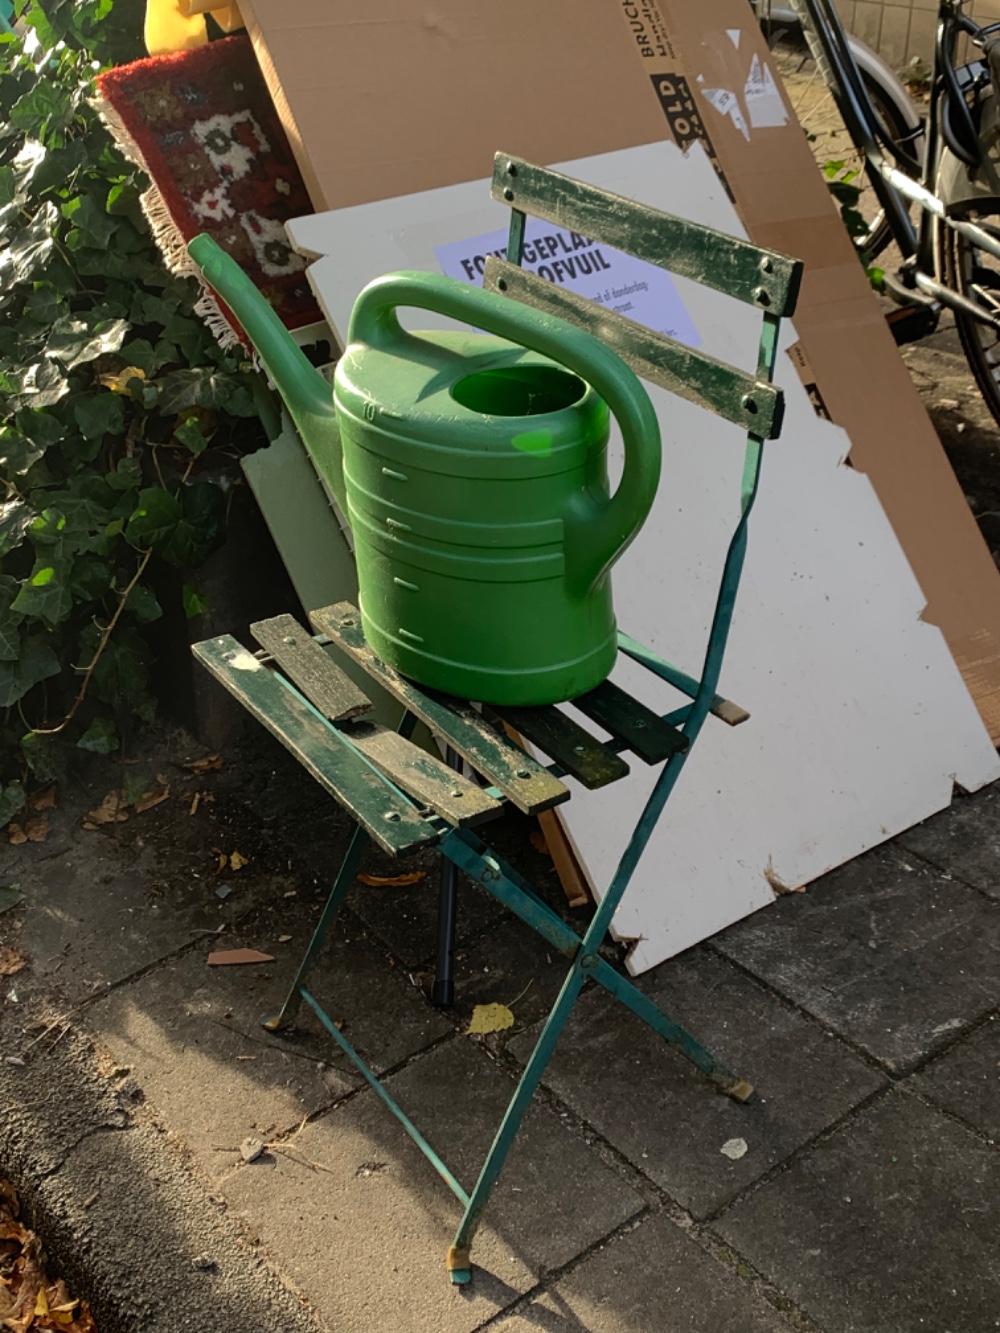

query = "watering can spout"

[{"left": 186, "top": 234, "right": 346, "bottom": 513}]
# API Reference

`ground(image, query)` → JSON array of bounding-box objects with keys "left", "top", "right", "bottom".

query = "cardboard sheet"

[
  {"left": 237, "top": 0, "right": 1000, "bottom": 740},
  {"left": 286, "top": 138, "right": 1000, "bottom": 975}
]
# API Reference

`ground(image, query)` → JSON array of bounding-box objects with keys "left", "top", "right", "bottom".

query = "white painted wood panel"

[{"left": 286, "top": 140, "right": 1000, "bottom": 974}]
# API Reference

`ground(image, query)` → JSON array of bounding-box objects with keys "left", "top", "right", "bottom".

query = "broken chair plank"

[
  {"left": 193, "top": 635, "right": 437, "bottom": 855},
  {"left": 338, "top": 718, "right": 502, "bottom": 827},
  {"left": 310, "top": 603, "right": 569, "bottom": 815},
  {"left": 251, "top": 613, "right": 372, "bottom": 721}
]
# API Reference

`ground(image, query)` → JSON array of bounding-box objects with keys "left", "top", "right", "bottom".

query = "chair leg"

[
  {"left": 591, "top": 957, "right": 753, "bottom": 1100},
  {"left": 262, "top": 823, "right": 369, "bottom": 1033},
  {"left": 432, "top": 747, "right": 462, "bottom": 1007},
  {"left": 446, "top": 958, "right": 589, "bottom": 1284}
]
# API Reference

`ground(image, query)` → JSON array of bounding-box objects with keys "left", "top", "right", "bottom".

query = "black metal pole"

[{"left": 432, "top": 746, "right": 462, "bottom": 1007}]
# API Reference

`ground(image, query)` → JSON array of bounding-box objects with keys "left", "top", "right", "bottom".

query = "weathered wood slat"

[
  {"left": 338, "top": 718, "right": 502, "bottom": 827},
  {"left": 493, "top": 705, "right": 630, "bottom": 790},
  {"left": 310, "top": 603, "right": 570, "bottom": 815},
  {"left": 616, "top": 631, "right": 750, "bottom": 727},
  {"left": 571, "top": 679, "right": 689, "bottom": 765},
  {"left": 491, "top": 152, "right": 802, "bottom": 317},
  {"left": 250, "top": 613, "right": 372, "bottom": 721},
  {"left": 193, "top": 635, "right": 437, "bottom": 855},
  {"left": 483, "top": 258, "right": 783, "bottom": 439}
]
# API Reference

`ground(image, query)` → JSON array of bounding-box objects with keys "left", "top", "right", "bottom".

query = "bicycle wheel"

[
  {"left": 942, "top": 208, "right": 1000, "bottom": 426},
  {"left": 769, "top": 36, "right": 920, "bottom": 262}
]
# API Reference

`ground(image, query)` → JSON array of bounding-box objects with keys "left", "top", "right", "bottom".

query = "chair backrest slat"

[
  {"left": 492, "top": 153, "right": 802, "bottom": 318},
  {"left": 483, "top": 256, "right": 784, "bottom": 438}
]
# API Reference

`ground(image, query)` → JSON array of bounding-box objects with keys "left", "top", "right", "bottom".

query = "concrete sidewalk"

[{"left": 1, "top": 725, "right": 998, "bottom": 1333}]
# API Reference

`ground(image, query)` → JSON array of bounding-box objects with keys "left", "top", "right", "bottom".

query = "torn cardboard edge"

[{"left": 237, "top": 0, "right": 1000, "bottom": 741}]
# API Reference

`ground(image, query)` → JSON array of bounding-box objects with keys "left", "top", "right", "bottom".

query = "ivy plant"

[{"left": 0, "top": 0, "right": 270, "bottom": 820}]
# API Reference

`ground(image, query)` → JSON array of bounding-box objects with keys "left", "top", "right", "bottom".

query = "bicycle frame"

[{"left": 791, "top": 0, "right": 1000, "bottom": 331}]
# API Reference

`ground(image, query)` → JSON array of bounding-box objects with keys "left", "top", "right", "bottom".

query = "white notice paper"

[{"left": 434, "top": 219, "right": 701, "bottom": 347}]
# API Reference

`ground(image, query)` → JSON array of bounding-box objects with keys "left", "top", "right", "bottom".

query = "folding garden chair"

[{"left": 193, "top": 149, "right": 802, "bottom": 1283}]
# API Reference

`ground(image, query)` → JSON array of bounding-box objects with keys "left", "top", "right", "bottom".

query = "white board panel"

[{"left": 287, "top": 140, "right": 1000, "bottom": 974}]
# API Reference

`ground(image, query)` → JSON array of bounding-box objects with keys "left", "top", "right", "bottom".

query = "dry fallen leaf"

[
  {"left": 466, "top": 1002, "right": 515, "bottom": 1035},
  {"left": 134, "top": 788, "right": 169, "bottom": 814},
  {"left": 24, "top": 815, "right": 49, "bottom": 843},
  {"left": 84, "top": 791, "right": 129, "bottom": 827},
  {"left": 183, "top": 753, "right": 223, "bottom": 774},
  {"left": 357, "top": 871, "right": 426, "bottom": 887},
  {"left": 189, "top": 792, "right": 201, "bottom": 816},
  {"left": 207, "top": 948, "right": 275, "bottom": 966},
  {"left": 29, "top": 785, "right": 57, "bottom": 812},
  {"left": 216, "top": 852, "right": 228, "bottom": 872},
  {"left": 0, "top": 945, "right": 28, "bottom": 977},
  {"left": 229, "top": 850, "right": 249, "bottom": 872},
  {"left": 7, "top": 823, "right": 27, "bottom": 846},
  {"left": 0, "top": 1182, "right": 96, "bottom": 1331},
  {"left": 277, "top": 934, "right": 292, "bottom": 943}
]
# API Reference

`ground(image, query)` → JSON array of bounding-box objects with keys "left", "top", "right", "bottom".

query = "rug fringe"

[{"left": 93, "top": 90, "right": 240, "bottom": 351}]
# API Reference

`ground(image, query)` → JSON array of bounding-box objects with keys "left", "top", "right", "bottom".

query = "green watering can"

[{"left": 188, "top": 234, "right": 661, "bottom": 706}]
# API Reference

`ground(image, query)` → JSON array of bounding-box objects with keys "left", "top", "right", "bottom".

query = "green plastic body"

[{"left": 187, "top": 236, "right": 661, "bottom": 704}]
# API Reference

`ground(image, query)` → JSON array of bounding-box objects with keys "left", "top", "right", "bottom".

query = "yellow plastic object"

[{"left": 144, "top": 0, "right": 243, "bottom": 55}]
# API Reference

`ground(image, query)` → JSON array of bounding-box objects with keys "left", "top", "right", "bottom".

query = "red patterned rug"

[{"left": 97, "top": 35, "right": 322, "bottom": 346}]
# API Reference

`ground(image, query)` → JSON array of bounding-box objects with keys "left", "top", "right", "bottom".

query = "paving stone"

[
  {"left": 494, "top": 1212, "right": 796, "bottom": 1333},
  {"left": 714, "top": 845, "right": 1000, "bottom": 1072},
  {"left": 6, "top": 830, "right": 274, "bottom": 1008},
  {"left": 509, "top": 946, "right": 884, "bottom": 1220},
  {"left": 222, "top": 1038, "right": 643, "bottom": 1332},
  {"left": 912, "top": 1015, "right": 1000, "bottom": 1140},
  {"left": 450, "top": 916, "right": 570, "bottom": 1032},
  {"left": 87, "top": 914, "right": 451, "bottom": 1177},
  {"left": 897, "top": 781, "right": 1000, "bottom": 897},
  {"left": 715, "top": 1090, "right": 1000, "bottom": 1333}
]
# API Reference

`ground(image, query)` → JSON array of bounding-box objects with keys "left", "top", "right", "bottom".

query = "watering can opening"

[{"left": 450, "top": 364, "right": 586, "bottom": 418}]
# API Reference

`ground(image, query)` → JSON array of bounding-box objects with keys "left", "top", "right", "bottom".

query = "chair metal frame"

[{"left": 195, "top": 151, "right": 801, "bottom": 1285}]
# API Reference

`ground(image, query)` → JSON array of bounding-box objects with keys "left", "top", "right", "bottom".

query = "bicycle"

[{"left": 756, "top": 0, "right": 1000, "bottom": 428}]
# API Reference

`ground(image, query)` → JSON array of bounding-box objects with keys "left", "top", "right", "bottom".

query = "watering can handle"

[{"left": 349, "top": 271, "right": 662, "bottom": 593}]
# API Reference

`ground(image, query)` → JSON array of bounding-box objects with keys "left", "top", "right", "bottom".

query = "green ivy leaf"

[
  {"left": 9, "top": 80, "right": 73, "bottom": 146},
  {"left": 67, "top": 554, "right": 111, "bottom": 600},
  {"left": 0, "top": 499, "right": 33, "bottom": 555},
  {"left": 124, "top": 486, "right": 180, "bottom": 552},
  {"left": 73, "top": 391, "right": 125, "bottom": 441},
  {"left": 105, "top": 456, "right": 142, "bottom": 492},
  {"left": 21, "top": 728, "right": 63, "bottom": 782},
  {"left": 78, "top": 621, "right": 151, "bottom": 711},
  {"left": 0, "top": 575, "right": 23, "bottom": 660},
  {"left": 46, "top": 315, "right": 129, "bottom": 369},
  {"left": 15, "top": 406, "right": 64, "bottom": 449},
  {"left": 182, "top": 582, "right": 209, "bottom": 619},
  {"left": 0, "top": 200, "right": 58, "bottom": 286},
  {"left": 0, "top": 780, "right": 26, "bottom": 827},
  {"left": 21, "top": 284, "right": 66, "bottom": 335},
  {"left": 77, "top": 716, "right": 118, "bottom": 754},
  {"left": 62, "top": 192, "right": 117, "bottom": 248},
  {"left": 125, "top": 581, "right": 161, "bottom": 623},
  {"left": 157, "top": 367, "right": 257, "bottom": 417},
  {"left": 0, "top": 166, "right": 18, "bottom": 208},
  {"left": 11, "top": 561, "right": 74, "bottom": 625},
  {"left": 14, "top": 357, "right": 69, "bottom": 409},
  {"left": 174, "top": 415, "right": 208, "bottom": 456},
  {"left": 0, "top": 635, "right": 61, "bottom": 708},
  {"left": 125, "top": 481, "right": 224, "bottom": 568},
  {"left": 0, "top": 426, "right": 46, "bottom": 476}
]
